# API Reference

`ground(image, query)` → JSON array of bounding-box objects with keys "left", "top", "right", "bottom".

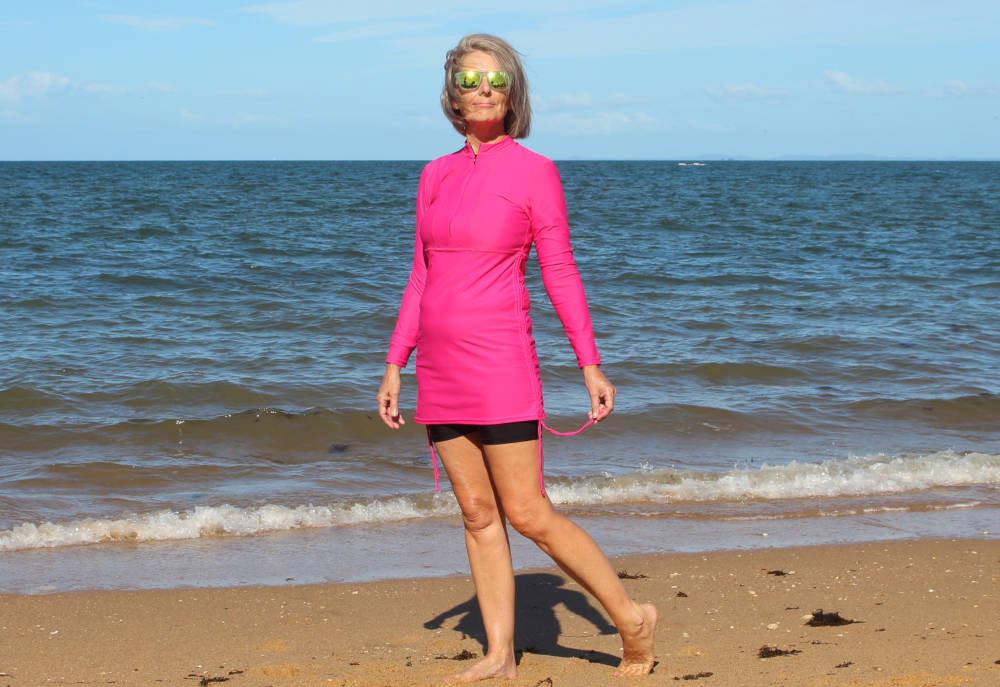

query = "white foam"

[
  {"left": 2, "top": 450, "right": 996, "bottom": 552},
  {"left": 546, "top": 449, "right": 1000, "bottom": 505},
  {"left": 0, "top": 496, "right": 458, "bottom": 552}
]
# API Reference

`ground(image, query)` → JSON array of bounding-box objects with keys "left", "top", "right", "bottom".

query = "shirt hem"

[{"left": 414, "top": 411, "right": 546, "bottom": 426}]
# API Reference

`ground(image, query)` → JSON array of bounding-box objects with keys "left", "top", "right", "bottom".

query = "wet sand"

[{"left": 1, "top": 538, "right": 997, "bottom": 686}]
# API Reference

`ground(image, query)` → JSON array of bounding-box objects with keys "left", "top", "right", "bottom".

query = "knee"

[
  {"left": 506, "top": 504, "right": 553, "bottom": 542},
  {"left": 459, "top": 497, "right": 501, "bottom": 536}
]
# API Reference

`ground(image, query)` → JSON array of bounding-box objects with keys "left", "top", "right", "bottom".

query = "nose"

[{"left": 478, "top": 78, "right": 492, "bottom": 95}]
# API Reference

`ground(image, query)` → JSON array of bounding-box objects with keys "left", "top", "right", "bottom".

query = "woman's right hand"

[{"left": 377, "top": 363, "right": 405, "bottom": 429}]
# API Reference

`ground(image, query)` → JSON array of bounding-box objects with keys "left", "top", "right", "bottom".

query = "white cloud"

[
  {"left": 540, "top": 110, "right": 660, "bottom": 134},
  {"left": 230, "top": 112, "right": 282, "bottom": 124},
  {"left": 684, "top": 119, "right": 734, "bottom": 134},
  {"left": 926, "top": 80, "right": 1000, "bottom": 98},
  {"left": 532, "top": 92, "right": 662, "bottom": 135},
  {"left": 502, "top": 0, "right": 1000, "bottom": 62},
  {"left": 239, "top": 0, "right": 615, "bottom": 25},
  {"left": 1, "top": 109, "right": 31, "bottom": 122},
  {"left": 314, "top": 20, "right": 434, "bottom": 42},
  {"left": 102, "top": 15, "right": 213, "bottom": 31},
  {"left": 943, "top": 79, "right": 969, "bottom": 96},
  {"left": 0, "top": 72, "right": 71, "bottom": 102},
  {"left": 0, "top": 20, "right": 31, "bottom": 31},
  {"left": 212, "top": 89, "right": 272, "bottom": 97},
  {"left": 239, "top": 0, "right": 460, "bottom": 26},
  {"left": 0, "top": 72, "right": 164, "bottom": 101},
  {"left": 705, "top": 82, "right": 788, "bottom": 100},
  {"left": 535, "top": 92, "right": 655, "bottom": 113},
  {"left": 178, "top": 108, "right": 283, "bottom": 126},
  {"left": 824, "top": 70, "right": 904, "bottom": 95},
  {"left": 79, "top": 82, "right": 120, "bottom": 94},
  {"left": 145, "top": 82, "right": 180, "bottom": 94},
  {"left": 536, "top": 93, "right": 595, "bottom": 110}
]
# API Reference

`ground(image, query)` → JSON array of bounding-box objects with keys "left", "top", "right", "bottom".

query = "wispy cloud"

[
  {"left": 0, "top": 72, "right": 171, "bottom": 101},
  {"left": 535, "top": 92, "right": 654, "bottom": 112},
  {"left": 314, "top": 20, "right": 434, "bottom": 42},
  {"left": 102, "top": 15, "right": 213, "bottom": 32},
  {"left": 145, "top": 82, "right": 180, "bottom": 94},
  {"left": 1, "top": 108, "right": 31, "bottom": 123},
  {"left": 78, "top": 82, "right": 120, "bottom": 95},
  {"left": 231, "top": 112, "right": 282, "bottom": 124},
  {"left": 925, "top": 80, "right": 1000, "bottom": 98},
  {"left": 211, "top": 88, "right": 272, "bottom": 97},
  {"left": 239, "top": 0, "right": 616, "bottom": 26},
  {"left": 0, "top": 20, "right": 31, "bottom": 31},
  {"left": 824, "top": 70, "right": 904, "bottom": 95},
  {"left": 705, "top": 82, "right": 788, "bottom": 100},
  {"left": 240, "top": 0, "right": 421, "bottom": 25},
  {"left": 532, "top": 91, "right": 661, "bottom": 134},
  {"left": 540, "top": 110, "right": 660, "bottom": 135},
  {"left": 179, "top": 108, "right": 283, "bottom": 126},
  {"left": 0, "top": 72, "right": 71, "bottom": 102}
]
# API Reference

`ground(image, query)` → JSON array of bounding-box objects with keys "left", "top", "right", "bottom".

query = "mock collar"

[{"left": 462, "top": 136, "right": 515, "bottom": 158}]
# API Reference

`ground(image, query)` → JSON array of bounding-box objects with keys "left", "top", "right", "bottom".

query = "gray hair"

[{"left": 440, "top": 33, "right": 532, "bottom": 139}]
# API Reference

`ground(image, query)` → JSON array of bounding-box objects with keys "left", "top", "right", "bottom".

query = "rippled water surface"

[{"left": 1, "top": 160, "right": 997, "bottom": 591}]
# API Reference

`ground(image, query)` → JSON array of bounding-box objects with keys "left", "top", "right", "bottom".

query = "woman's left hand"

[{"left": 582, "top": 365, "right": 616, "bottom": 422}]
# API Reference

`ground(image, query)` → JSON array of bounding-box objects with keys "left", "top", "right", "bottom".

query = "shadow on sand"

[{"left": 424, "top": 572, "right": 620, "bottom": 667}]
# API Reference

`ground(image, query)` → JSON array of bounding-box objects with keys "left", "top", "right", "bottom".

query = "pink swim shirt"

[{"left": 386, "top": 137, "right": 601, "bottom": 425}]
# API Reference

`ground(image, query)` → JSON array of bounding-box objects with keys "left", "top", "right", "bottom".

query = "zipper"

[{"left": 448, "top": 147, "right": 478, "bottom": 236}]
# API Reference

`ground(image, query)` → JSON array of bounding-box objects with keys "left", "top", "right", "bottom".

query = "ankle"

[
  {"left": 485, "top": 644, "right": 514, "bottom": 660},
  {"left": 620, "top": 601, "right": 646, "bottom": 633}
]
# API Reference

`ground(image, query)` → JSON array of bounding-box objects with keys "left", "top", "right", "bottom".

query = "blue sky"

[{"left": 2, "top": 1, "right": 998, "bottom": 160}]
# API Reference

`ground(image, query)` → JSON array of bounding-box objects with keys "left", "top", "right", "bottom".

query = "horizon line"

[{"left": 3, "top": 157, "right": 998, "bottom": 163}]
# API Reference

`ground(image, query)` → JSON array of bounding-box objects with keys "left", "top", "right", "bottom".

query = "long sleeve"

[
  {"left": 385, "top": 164, "right": 432, "bottom": 367},
  {"left": 528, "top": 160, "right": 602, "bottom": 368}
]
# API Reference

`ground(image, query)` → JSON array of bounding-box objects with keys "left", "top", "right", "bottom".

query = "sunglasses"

[{"left": 453, "top": 70, "right": 511, "bottom": 92}]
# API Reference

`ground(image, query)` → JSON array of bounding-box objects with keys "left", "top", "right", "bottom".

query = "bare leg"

[
  {"left": 484, "top": 440, "right": 657, "bottom": 677},
  {"left": 434, "top": 434, "right": 518, "bottom": 683}
]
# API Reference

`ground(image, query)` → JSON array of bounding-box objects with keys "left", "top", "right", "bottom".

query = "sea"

[{"left": 1, "top": 159, "right": 997, "bottom": 594}]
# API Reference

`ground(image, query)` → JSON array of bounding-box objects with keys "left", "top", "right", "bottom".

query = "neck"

[{"left": 465, "top": 121, "right": 507, "bottom": 154}]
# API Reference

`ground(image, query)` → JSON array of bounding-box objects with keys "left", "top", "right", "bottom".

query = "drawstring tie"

[{"left": 426, "top": 418, "right": 595, "bottom": 495}]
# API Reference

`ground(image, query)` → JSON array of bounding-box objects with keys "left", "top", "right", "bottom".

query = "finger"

[
  {"left": 378, "top": 393, "right": 399, "bottom": 429},
  {"left": 590, "top": 393, "right": 602, "bottom": 421},
  {"left": 595, "top": 388, "right": 614, "bottom": 420},
  {"left": 604, "top": 388, "right": 615, "bottom": 415},
  {"left": 378, "top": 404, "right": 393, "bottom": 428}
]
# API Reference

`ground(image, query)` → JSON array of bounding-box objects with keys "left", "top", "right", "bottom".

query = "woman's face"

[{"left": 454, "top": 50, "right": 508, "bottom": 128}]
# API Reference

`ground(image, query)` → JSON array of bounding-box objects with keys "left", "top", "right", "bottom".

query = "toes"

[{"left": 614, "top": 661, "right": 654, "bottom": 677}]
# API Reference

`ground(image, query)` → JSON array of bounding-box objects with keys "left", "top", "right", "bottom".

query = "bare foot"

[
  {"left": 443, "top": 651, "right": 517, "bottom": 683},
  {"left": 613, "top": 601, "right": 657, "bottom": 677}
]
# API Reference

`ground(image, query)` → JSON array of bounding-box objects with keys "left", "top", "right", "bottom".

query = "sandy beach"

[{"left": 1, "top": 538, "right": 997, "bottom": 686}]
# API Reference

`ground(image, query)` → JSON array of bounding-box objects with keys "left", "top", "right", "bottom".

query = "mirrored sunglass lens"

[
  {"left": 487, "top": 72, "right": 510, "bottom": 90},
  {"left": 456, "top": 71, "right": 482, "bottom": 89}
]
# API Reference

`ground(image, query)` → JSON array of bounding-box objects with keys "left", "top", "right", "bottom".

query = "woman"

[{"left": 377, "top": 33, "right": 656, "bottom": 682}]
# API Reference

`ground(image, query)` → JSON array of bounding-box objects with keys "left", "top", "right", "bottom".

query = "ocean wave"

[
  {"left": 845, "top": 393, "right": 999, "bottom": 424},
  {"left": 0, "top": 379, "right": 362, "bottom": 418},
  {"left": 546, "top": 449, "right": 1000, "bottom": 505},
  {"left": 0, "top": 403, "right": 395, "bottom": 453},
  {"left": 606, "top": 403, "right": 817, "bottom": 436},
  {"left": 0, "top": 496, "right": 459, "bottom": 552},
  {"left": 2, "top": 449, "right": 997, "bottom": 552}
]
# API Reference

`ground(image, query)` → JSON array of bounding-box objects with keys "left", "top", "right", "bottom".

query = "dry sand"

[{"left": 1, "top": 538, "right": 997, "bottom": 686}]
